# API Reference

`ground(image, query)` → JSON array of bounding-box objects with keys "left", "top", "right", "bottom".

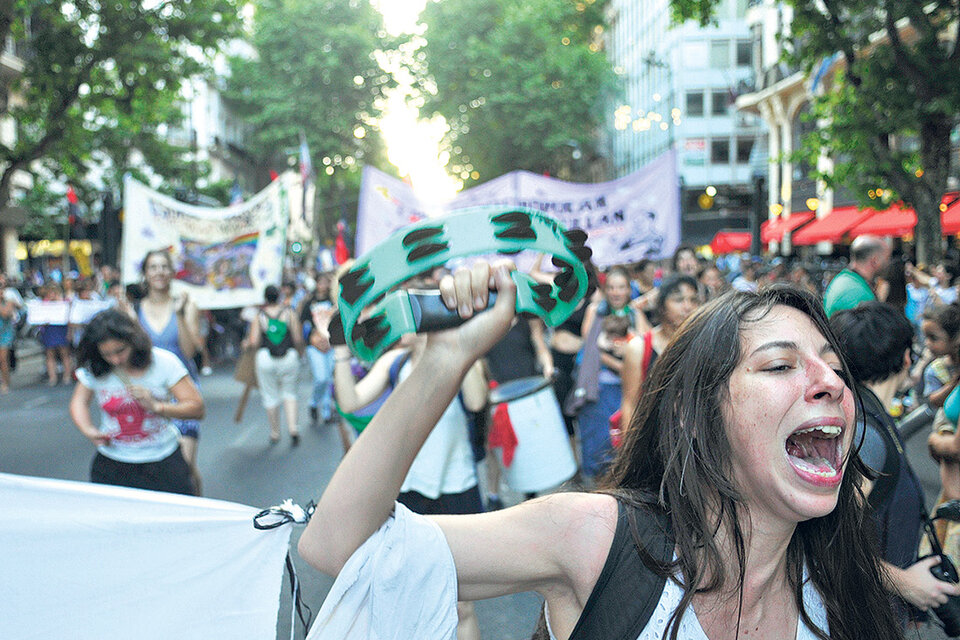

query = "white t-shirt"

[
  {"left": 397, "top": 360, "right": 478, "bottom": 499},
  {"left": 309, "top": 506, "right": 831, "bottom": 640},
  {"left": 76, "top": 347, "right": 188, "bottom": 464}
]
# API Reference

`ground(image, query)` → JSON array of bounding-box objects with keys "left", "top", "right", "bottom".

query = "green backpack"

[{"left": 262, "top": 312, "right": 291, "bottom": 357}]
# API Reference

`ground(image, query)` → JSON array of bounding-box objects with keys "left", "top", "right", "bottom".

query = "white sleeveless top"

[{"left": 547, "top": 563, "right": 829, "bottom": 640}]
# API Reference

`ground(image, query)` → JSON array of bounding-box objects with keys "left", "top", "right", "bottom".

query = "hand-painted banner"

[
  {"left": 122, "top": 176, "right": 291, "bottom": 309},
  {"left": 356, "top": 149, "right": 680, "bottom": 269},
  {"left": 0, "top": 472, "right": 291, "bottom": 639}
]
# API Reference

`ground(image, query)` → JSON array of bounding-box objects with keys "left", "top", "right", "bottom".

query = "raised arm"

[
  {"left": 300, "top": 262, "right": 519, "bottom": 575},
  {"left": 332, "top": 345, "right": 402, "bottom": 413}
]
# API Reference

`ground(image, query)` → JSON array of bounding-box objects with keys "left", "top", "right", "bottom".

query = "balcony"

[{"left": 0, "top": 36, "right": 25, "bottom": 82}]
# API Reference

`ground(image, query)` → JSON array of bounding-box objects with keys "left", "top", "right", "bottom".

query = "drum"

[{"left": 488, "top": 376, "right": 577, "bottom": 493}]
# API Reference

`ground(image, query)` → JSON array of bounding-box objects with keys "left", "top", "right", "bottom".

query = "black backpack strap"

[
  {"left": 531, "top": 498, "right": 673, "bottom": 640},
  {"left": 859, "top": 386, "right": 901, "bottom": 513}
]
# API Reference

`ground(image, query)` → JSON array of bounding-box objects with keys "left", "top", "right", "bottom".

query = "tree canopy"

[
  {"left": 225, "top": 0, "right": 393, "bottom": 238},
  {"left": 672, "top": 0, "right": 960, "bottom": 264},
  {"left": 0, "top": 0, "right": 241, "bottom": 218},
  {"left": 418, "top": 0, "right": 617, "bottom": 185}
]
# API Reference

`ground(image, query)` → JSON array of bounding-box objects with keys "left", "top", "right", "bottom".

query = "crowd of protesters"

[{"left": 12, "top": 235, "right": 960, "bottom": 635}]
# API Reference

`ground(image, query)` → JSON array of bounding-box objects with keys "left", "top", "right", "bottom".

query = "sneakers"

[{"left": 309, "top": 406, "right": 319, "bottom": 427}]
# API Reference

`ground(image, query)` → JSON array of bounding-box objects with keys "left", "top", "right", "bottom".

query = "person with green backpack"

[{"left": 243, "top": 284, "right": 304, "bottom": 445}]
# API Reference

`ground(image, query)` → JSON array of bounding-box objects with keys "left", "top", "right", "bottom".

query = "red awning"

[
  {"left": 760, "top": 211, "right": 815, "bottom": 244},
  {"left": 848, "top": 204, "right": 916, "bottom": 238},
  {"left": 940, "top": 193, "right": 960, "bottom": 235},
  {"left": 792, "top": 205, "right": 874, "bottom": 246},
  {"left": 710, "top": 230, "right": 752, "bottom": 255}
]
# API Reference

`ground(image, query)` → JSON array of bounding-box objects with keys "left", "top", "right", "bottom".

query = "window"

[
  {"left": 711, "top": 138, "right": 731, "bottom": 164},
  {"left": 686, "top": 91, "right": 704, "bottom": 117},
  {"left": 736, "top": 40, "right": 752, "bottom": 67},
  {"left": 711, "top": 89, "right": 729, "bottom": 116},
  {"left": 710, "top": 40, "right": 730, "bottom": 68},
  {"left": 737, "top": 137, "right": 755, "bottom": 164}
]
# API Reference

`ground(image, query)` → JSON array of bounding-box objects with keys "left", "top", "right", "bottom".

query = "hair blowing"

[{"left": 600, "top": 284, "right": 901, "bottom": 640}]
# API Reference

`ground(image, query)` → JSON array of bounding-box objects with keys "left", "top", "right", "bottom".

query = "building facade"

[
  {"left": 605, "top": 0, "right": 764, "bottom": 245},
  {"left": 0, "top": 32, "right": 32, "bottom": 276}
]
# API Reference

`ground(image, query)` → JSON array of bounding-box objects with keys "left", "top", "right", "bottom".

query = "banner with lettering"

[
  {"left": 355, "top": 149, "right": 680, "bottom": 269},
  {"left": 121, "top": 176, "right": 291, "bottom": 309}
]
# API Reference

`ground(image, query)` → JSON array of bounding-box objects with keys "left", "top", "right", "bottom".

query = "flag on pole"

[
  {"left": 299, "top": 132, "right": 313, "bottom": 186},
  {"left": 66, "top": 184, "right": 80, "bottom": 224},
  {"left": 229, "top": 179, "right": 243, "bottom": 205}
]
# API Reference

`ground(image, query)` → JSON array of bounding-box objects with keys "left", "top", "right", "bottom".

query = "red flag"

[
  {"left": 334, "top": 221, "right": 350, "bottom": 264},
  {"left": 486, "top": 381, "right": 519, "bottom": 466}
]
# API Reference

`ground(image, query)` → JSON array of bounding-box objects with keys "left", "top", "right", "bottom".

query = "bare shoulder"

[{"left": 534, "top": 492, "right": 619, "bottom": 588}]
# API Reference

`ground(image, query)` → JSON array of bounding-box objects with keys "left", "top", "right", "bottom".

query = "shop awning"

[
  {"left": 940, "top": 193, "right": 960, "bottom": 235},
  {"left": 848, "top": 204, "right": 916, "bottom": 238},
  {"left": 791, "top": 205, "right": 874, "bottom": 246},
  {"left": 760, "top": 211, "right": 815, "bottom": 244},
  {"left": 709, "top": 230, "right": 752, "bottom": 255}
]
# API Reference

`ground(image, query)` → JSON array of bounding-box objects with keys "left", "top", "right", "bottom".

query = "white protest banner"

[
  {"left": 68, "top": 299, "right": 115, "bottom": 324},
  {"left": 122, "top": 175, "right": 291, "bottom": 309},
  {"left": 0, "top": 472, "right": 292, "bottom": 639},
  {"left": 356, "top": 149, "right": 680, "bottom": 269},
  {"left": 25, "top": 300, "right": 70, "bottom": 325}
]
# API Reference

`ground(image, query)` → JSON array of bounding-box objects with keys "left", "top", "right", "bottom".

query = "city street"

[
  {"left": 0, "top": 345, "right": 955, "bottom": 639},
  {"left": 0, "top": 350, "right": 540, "bottom": 640}
]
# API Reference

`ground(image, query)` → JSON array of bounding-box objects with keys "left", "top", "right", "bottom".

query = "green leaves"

[
  {"left": 0, "top": 0, "right": 241, "bottom": 204},
  {"left": 419, "top": 0, "right": 616, "bottom": 183}
]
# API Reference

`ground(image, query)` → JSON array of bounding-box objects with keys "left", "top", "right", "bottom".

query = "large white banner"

[
  {"left": 356, "top": 149, "right": 681, "bottom": 269},
  {"left": 0, "top": 472, "right": 292, "bottom": 639},
  {"left": 122, "top": 175, "right": 291, "bottom": 309}
]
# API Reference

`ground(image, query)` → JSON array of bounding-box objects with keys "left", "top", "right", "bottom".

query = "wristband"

[{"left": 330, "top": 206, "right": 594, "bottom": 362}]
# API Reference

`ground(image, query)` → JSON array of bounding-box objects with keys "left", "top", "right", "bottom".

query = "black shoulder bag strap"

[
  {"left": 531, "top": 499, "right": 674, "bottom": 640},
  {"left": 859, "top": 386, "right": 901, "bottom": 514}
]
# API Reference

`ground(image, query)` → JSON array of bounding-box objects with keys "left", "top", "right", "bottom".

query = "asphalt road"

[
  {"left": 0, "top": 350, "right": 541, "bottom": 640},
  {"left": 0, "top": 346, "right": 953, "bottom": 639}
]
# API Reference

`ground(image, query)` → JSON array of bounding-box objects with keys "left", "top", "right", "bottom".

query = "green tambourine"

[{"left": 329, "top": 206, "right": 594, "bottom": 362}]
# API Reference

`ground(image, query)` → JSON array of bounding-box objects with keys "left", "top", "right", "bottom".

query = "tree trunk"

[
  {"left": 914, "top": 118, "right": 954, "bottom": 266},
  {"left": 914, "top": 188, "right": 942, "bottom": 267}
]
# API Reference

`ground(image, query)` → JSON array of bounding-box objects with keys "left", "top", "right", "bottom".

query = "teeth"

[
  {"left": 793, "top": 425, "right": 841, "bottom": 437},
  {"left": 790, "top": 455, "right": 839, "bottom": 476}
]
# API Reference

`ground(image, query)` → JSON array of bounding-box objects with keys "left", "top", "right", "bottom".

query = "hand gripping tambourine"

[{"left": 328, "top": 207, "right": 594, "bottom": 362}]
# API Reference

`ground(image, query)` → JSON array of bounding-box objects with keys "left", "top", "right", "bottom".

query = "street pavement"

[
  {"left": 0, "top": 345, "right": 541, "bottom": 640},
  {"left": 0, "top": 342, "right": 954, "bottom": 639}
]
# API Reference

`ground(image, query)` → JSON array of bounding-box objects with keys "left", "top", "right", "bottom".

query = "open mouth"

[{"left": 785, "top": 424, "right": 843, "bottom": 484}]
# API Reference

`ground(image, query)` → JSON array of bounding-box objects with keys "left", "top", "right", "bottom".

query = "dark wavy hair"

[
  {"left": 831, "top": 302, "right": 913, "bottom": 384},
  {"left": 76, "top": 309, "right": 154, "bottom": 378},
  {"left": 601, "top": 284, "right": 901, "bottom": 640},
  {"left": 654, "top": 273, "right": 699, "bottom": 318}
]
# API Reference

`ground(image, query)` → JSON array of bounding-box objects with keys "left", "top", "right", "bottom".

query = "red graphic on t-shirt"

[{"left": 101, "top": 394, "right": 152, "bottom": 442}]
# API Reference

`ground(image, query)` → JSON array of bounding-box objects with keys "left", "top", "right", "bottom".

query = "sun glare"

[{"left": 374, "top": 0, "right": 460, "bottom": 206}]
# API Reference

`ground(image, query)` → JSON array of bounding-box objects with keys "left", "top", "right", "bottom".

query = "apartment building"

[{"left": 605, "top": 0, "right": 764, "bottom": 245}]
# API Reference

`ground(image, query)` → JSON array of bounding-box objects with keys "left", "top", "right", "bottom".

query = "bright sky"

[{"left": 373, "top": 0, "right": 461, "bottom": 206}]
